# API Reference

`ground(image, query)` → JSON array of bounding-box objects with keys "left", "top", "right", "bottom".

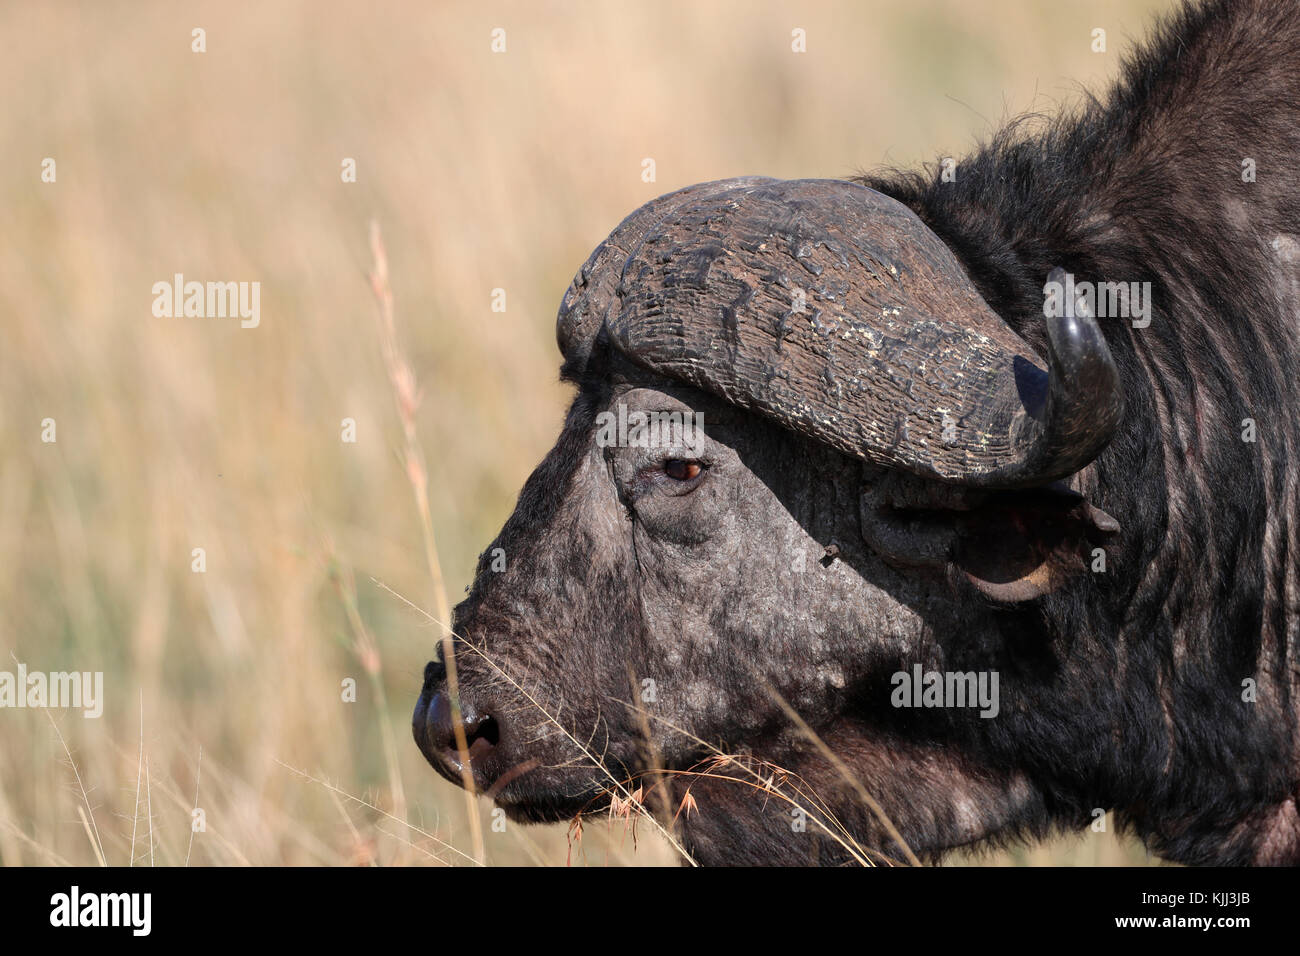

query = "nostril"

[
  {"left": 427, "top": 692, "right": 501, "bottom": 754},
  {"left": 446, "top": 711, "right": 500, "bottom": 752},
  {"left": 466, "top": 714, "right": 500, "bottom": 748}
]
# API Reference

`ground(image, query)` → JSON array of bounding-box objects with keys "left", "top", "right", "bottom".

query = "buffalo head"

[{"left": 413, "top": 177, "right": 1125, "bottom": 864}]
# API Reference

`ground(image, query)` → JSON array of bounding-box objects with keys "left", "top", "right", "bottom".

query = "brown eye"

[{"left": 664, "top": 459, "right": 701, "bottom": 481}]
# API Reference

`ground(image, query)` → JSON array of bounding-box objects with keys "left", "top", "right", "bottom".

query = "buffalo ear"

[
  {"left": 858, "top": 470, "right": 1120, "bottom": 602},
  {"left": 953, "top": 488, "right": 1120, "bottom": 602}
]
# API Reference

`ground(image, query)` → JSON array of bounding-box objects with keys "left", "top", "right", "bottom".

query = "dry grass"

[{"left": 0, "top": 0, "right": 1171, "bottom": 866}]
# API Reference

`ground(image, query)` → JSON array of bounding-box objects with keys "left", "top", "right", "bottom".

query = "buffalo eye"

[{"left": 663, "top": 459, "right": 701, "bottom": 481}]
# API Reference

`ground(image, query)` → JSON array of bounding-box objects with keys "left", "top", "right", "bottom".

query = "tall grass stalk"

[{"left": 367, "top": 222, "right": 485, "bottom": 865}]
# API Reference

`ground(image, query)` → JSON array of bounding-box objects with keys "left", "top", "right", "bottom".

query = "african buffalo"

[{"left": 415, "top": 0, "right": 1300, "bottom": 865}]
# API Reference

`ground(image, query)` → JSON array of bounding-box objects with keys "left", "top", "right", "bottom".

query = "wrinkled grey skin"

[{"left": 419, "top": 354, "right": 1036, "bottom": 865}]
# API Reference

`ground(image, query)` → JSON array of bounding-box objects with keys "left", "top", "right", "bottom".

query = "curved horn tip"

[
  {"left": 1043, "top": 265, "right": 1115, "bottom": 376},
  {"left": 1030, "top": 264, "right": 1126, "bottom": 478}
]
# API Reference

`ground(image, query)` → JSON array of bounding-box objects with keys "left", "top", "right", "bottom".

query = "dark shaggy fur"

[{"left": 859, "top": 0, "right": 1300, "bottom": 863}]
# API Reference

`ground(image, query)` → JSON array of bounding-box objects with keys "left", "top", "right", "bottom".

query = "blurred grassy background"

[{"left": 0, "top": 0, "right": 1171, "bottom": 866}]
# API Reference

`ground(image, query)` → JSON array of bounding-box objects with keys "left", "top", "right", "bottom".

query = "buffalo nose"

[{"left": 413, "top": 660, "right": 501, "bottom": 787}]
